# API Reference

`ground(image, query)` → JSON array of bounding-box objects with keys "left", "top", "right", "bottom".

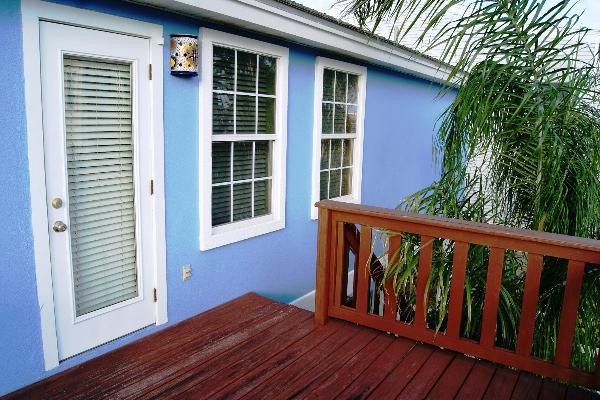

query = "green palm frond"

[{"left": 348, "top": 0, "right": 600, "bottom": 371}]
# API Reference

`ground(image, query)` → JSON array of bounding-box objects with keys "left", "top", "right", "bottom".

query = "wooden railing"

[{"left": 314, "top": 200, "right": 600, "bottom": 389}]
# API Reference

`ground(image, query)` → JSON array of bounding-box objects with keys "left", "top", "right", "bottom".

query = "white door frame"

[{"left": 22, "top": 0, "right": 167, "bottom": 370}]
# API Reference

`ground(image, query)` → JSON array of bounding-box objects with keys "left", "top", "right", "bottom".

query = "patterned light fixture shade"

[{"left": 170, "top": 34, "right": 198, "bottom": 75}]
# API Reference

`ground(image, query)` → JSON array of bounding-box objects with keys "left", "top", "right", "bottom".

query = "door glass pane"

[{"left": 63, "top": 55, "right": 138, "bottom": 317}]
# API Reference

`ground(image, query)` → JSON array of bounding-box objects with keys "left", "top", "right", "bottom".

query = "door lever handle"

[{"left": 53, "top": 221, "right": 67, "bottom": 233}]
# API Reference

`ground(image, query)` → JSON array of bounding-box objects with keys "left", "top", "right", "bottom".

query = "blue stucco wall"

[{"left": 0, "top": 0, "right": 453, "bottom": 394}]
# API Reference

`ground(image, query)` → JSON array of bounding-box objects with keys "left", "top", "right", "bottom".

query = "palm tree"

[{"left": 344, "top": 0, "right": 600, "bottom": 371}]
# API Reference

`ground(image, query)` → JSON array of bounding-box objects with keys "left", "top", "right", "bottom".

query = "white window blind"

[
  {"left": 63, "top": 55, "right": 138, "bottom": 317},
  {"left": 211, "top": 45, "right": 276, "bottom": 227}
]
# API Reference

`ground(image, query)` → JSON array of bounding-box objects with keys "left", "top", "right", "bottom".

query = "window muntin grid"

[
  {"left": 211, "top": 45, "right": 276, "bottom": 226},
  {"left": 319, "top": 68, "right": 359, "bottom": 200}
]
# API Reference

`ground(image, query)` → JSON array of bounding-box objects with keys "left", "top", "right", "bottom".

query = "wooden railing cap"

[{"left": 315, "top": 200, "right": 600, "bottom": 253}]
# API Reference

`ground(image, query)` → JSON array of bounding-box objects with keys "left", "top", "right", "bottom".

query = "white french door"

[{"left": 40, "top": 21, "right": 157, "bottom": 360}]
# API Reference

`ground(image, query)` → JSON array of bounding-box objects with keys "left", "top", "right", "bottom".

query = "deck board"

[{"left": 4, "top": 293, "right": 598, "bottom": 400}]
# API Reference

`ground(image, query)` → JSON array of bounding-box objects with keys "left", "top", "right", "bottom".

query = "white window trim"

[
  {"left": 199, "top": 28, "right": 289, "bottom": 250},
  {"left": 21, "top": 0, "right": 167, "bottom": 370},
  {"left": 311, "top": 57, "right": 367, "bottom": 219}
]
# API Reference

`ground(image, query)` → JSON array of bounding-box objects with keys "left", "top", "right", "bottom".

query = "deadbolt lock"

[{"left": 51, "top": 198, "right": 63, "bottom": 209}]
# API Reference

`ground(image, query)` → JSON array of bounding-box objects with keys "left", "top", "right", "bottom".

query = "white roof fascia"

[{"left": 128, "top": 0, "right": 456, "bottom": 85}]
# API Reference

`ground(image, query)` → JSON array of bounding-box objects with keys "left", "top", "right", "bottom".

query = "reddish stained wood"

[
  {"left": 510, "top": 373, "right": 542, "bottom": 400},
  {"left": 367, "top": 344, "right": 435, "bottom": 400},
  {"left": 483, "top": 367, "right": 519, "bottom": 400},
  {"left": 555, "top": 260, "right": 586, "bottom": 368},
  {"left": 281, "top": 329, "right": 379, "bottom": 399},
  {"left": 5, "top": 294, "right": 597, "bottom": 400},
  {"left": 384, "top": 235, "right": 401, "bottom": 322},
  {"left": 207, "top": 321, "right": 343, "bottom": 400},
  {"left": 334, "top": 221, "right": 347, "bottom": 308},
  {"left": 181, "top": 316, "right": 319, "bottom": 400},
  {"left": 425, "top": 355, "right": 475, "bottom": 400},
  {"left": 315, "top": 207, "right": 332, "bottom": 324},
  {"left": 455, "top": 361, "right": 497, "bottom": 399},
  {"left": 120, "top": 308, "right": 312, "bottom": 400},
  {"left": 516, "top": 253, "right": 543, "bottom": 356},
  {"left": 480, "top": 247, "right": 506, "bottom": 349},
  {"left": 566, "top": 386, "right": 597, "bottom": 400},
  {"left": 6, "top": 293, "right": 282, "bottom": 400},
  {"left": 356, "top": 226, "right": 373, "bottom": 314},
  {"left": 396, "top": 350, "right": 455, "bottom": 400},
  {"left": 315, "top": 201, "right": 600, "bottom": 263},
  {"left": 336, "top": 337, "right": 414, "bottom": 400},
  {"left": 538, "top": 380, "right": 567, "bottom": 400},
  {"left": 447, "top": 241, "right": 469, "bottom": 338},
  {"left": 298, "top": 333, "right": 394, "bottom": 399},
  {"left": 242, "top": 323, "right": 359, "bottom": 400},
  {"left": 328, "top": 304, "right": 599, "bottom": 389},
  {"left": 414, "top": 235, "right": 434, "bottom": 329}
]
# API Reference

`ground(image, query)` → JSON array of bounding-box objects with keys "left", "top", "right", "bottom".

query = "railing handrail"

[
  {"left": 314, "top": 200, "right": 600, "bottom": 390},
  {"left": 315, "top": 200, "right": 600, "bottom": 261}
]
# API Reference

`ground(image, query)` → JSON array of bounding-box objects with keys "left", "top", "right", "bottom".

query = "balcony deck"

[{"left": 4, "top": 293, "right": 598, "bottom": 400}]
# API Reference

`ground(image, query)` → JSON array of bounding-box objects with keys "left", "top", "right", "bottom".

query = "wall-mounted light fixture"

[{"left": 170, "top": 34, "right": 198, "bottom": 76}]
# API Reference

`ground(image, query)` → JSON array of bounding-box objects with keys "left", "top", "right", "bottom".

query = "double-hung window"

[
  {"left": 200, "top": 29, "right": 288, "bottom": 250},
  {"left": 311, "top": 57, "right": 366, "bottom": 219}
]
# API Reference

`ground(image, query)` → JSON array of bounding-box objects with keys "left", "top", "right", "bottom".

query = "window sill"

[{"left": 200, "top": 214, "right": 285, "bottom": 250}]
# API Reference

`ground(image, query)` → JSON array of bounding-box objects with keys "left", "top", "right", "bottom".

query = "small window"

[
  {"left": 200, "top": 29, "right": 288, "bottom": 250},
  {"left": 312, "top": 58, "right": 366, "bottom": 219}
]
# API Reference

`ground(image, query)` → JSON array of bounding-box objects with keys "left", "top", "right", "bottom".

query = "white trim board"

[
  {"left": 199, "top": 28, "right": 289, "bottom": 250},
  {"left": 310, "top": 57, "right": 366, "bottom": 220},
  {"left": 128, "top": 0, "right": 455, "bottom": 85},
  {"left": 21, "top": 0, "right": 167, "bottom": 370}
]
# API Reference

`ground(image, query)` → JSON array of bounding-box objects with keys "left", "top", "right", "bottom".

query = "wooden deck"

[{"left": 5, "top": 293, "right": 598, "bottom": 400}]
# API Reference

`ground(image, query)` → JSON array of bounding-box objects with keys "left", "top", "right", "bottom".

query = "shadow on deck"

[{"left": 4, "top": 293, "right": 599, "bottom": 399}]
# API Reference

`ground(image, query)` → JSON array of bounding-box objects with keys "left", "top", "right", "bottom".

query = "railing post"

[{"left": 315, "top": 206, "right": 332, "bottom": 325}]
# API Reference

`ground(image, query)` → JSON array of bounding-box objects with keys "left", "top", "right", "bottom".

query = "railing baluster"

[
  {"left": 447, "top": 241, "right": 469, "bottom": 338},
  {"left": 414, "top": 235, "right": 434, "bottom": 330},
  {"left": 555, "top": 260, "right": 586, "bottom": 368},
  {"left": 314, "top": 201, "right": 600, "bottom": 388},
  {"left": 334, "top": 222, "right": 347, "bottom": 308},
  {"left": 385, "top": 235, "right": 402, "bottom": 321},
  {"left": 516, "top": 253, "right": 543, "bottom": 356},
  {"left": 356, "top": 226, "right": 372, "bottom": 313},
  {"left": 480, "top": 247, "right": 505, "bottom": 348},
  {"left": 315, "top": 208, "right": 332, "bottom": 324}
]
